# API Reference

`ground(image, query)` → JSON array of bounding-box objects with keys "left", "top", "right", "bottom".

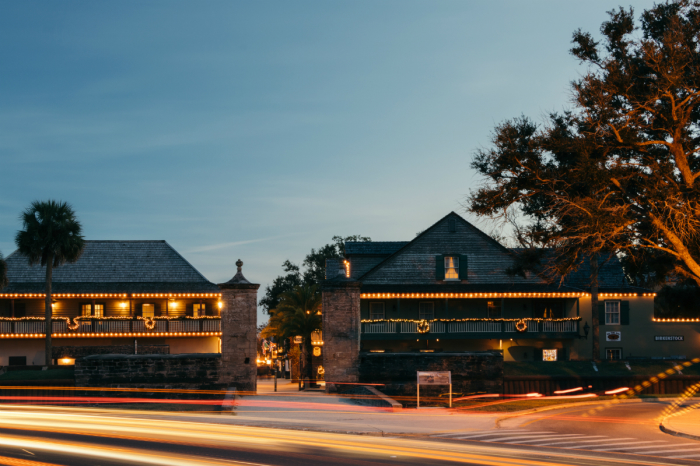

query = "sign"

[
  {"left": 294, "top": 335, "right": 303, "bottom": 344},
  {"left": 417, "top": 371, "right": 451, "bottom": 385},
  {"left": 655, "top": 335, "right": 684, "bottom": 341},
  {"left": 606, "top": 331, "right": 621, "bottom": 342},
  {"left": 312, "top": 346, "right": 322, "bottom": 357},
  {"left": 542, "top": 349, "right": 557, "bottom": 361}
]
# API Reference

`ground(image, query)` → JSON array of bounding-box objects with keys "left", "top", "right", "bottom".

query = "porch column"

[
  {"left": 218, "top": 259, "right": 259, "bottom": 393},
  {"left": 321, "top": 278, "right": 361, "bottom": 392}
]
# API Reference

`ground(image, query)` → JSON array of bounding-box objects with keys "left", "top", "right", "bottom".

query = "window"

[
  {"left": 82, "top": 304, "right": 103, "bottom": 317},
  {"left": 142, "top": 304, "right": 155, "bottom": 318},
  {"left": 606, "top": 348, "right": 622, "bottom": 360},
  {"left": 369, "top": 303, "right": 385, "bottom": 320},
  {"left": 8, "top": 356, "right": 26, "bottom": 366},
  {"left": 444, "top": 256, "right": 459, "bottom": 280},
  {"left": 487, "top": 300, "right": 502, "bottom": 318},
  {"left": 419, "top": 302, "right": 434, "bottom": 320},
  {"left": 542, "top": 349, "right": 558, "bottom": 361},
  {"left": 193, "top": 303, "right": 205, "bottom": 317},
  {"left": 605, "top": 301, "right": 620, "bottom": 325}
]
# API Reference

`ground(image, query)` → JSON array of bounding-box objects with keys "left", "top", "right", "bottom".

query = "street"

[{"left": 0, "top": 389, "right": 696, "bottom": 466}]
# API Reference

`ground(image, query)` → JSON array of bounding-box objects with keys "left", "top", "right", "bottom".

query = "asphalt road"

[
  {"left": 418, "top": 400, "right": 700, "bottom": 465},
  {"left": 0, "top": 403, "right": 695, "bottom": 466}
]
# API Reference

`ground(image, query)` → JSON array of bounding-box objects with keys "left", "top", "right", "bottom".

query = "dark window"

[
  {"left": 606, "top": 348, "right": 622, "bottom": 360},
  {"left": 9, "top": 356, "right": 26, "bottom": 366},
  {"left": 14, "top": 303, "right": 26, "bottom": 318},
  {"left": 448, "top": 218, "right": 456, "bottom": 232},
  {"left": 533, "top": 300, "right": 563, "bottom": 319},
  {"left": 487, "top": 300, "right": 502, "bottom": 318}
]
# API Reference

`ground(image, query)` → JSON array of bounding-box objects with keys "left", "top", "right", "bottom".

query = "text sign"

[
  {"left": 606, "top": 331, "right": 621, "bottom": 342},
  {"left": 655, "top": 335, "right": 684, "bottom": 341},
  {"left": 294, "top": 336, "right": 303, "bottom": 344},
  {"left": 417, "top": 371, "right": 451, "bottom": 385}
]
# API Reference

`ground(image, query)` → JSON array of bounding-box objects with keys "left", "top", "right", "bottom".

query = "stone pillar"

[
  {"left": 321, "top": 280, "right": 361, "bottom": 392},
  {"left": 218, "top": 259, "right": 259, "bottom": 393}
]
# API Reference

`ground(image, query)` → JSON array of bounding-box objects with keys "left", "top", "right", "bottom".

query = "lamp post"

[{"left": 294, "top": 335, "right": 303, "bottom": 390}]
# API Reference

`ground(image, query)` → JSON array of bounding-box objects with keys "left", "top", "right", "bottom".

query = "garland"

[
  {"left": 361, "top": 317, "right": 582, "bottom": 323},
  {"left": 0, "top": 315, "right": 221, "bottom": 332}
]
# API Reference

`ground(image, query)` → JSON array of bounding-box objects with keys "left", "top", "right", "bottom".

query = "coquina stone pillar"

[
  {"left": 218, "top": 259, "right": 259, "bottom": 393},
  {"left": 321, "top": 280, "right": 361, "bottom": 391}
]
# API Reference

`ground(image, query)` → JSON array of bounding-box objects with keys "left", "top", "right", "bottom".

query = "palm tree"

[
  {"left": 263, "top": 285, "right": 321, "bottom": 381},
  {"left": 15, "top": 201, "right": 85, "bottom": 366}
]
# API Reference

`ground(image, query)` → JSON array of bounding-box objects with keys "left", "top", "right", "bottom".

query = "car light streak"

[
  {"left": 553, "top": 387, "right": 583, "bottom": 395},
  {"left": 0, "top": 406, "right": 645, "bottom": 466},
  {"left": 604, "top": 387, "right": 630, "bottom": 395}
]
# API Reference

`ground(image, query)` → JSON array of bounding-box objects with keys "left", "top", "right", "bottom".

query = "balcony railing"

[
  {"left": 0, "top": 318, "right": 221, "bottom": 336},
  {"left": 362, "top": 319, "right": 579, "bottom": 338}
]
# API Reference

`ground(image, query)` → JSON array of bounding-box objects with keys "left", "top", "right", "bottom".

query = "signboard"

[
  {"left": 312, "top": 346, "right": 322, "bottom": 357},
  {"left": 542, "top": 349, "right": 558, "bottom": 361},
  {"left": 416, "top": 371, "right": 452, "bottom": 408},
  {"left": 294, "top": 335, "right": 303, "bottom": 344},
  {"left": 655, "top": 335, "right": 684, "bottom": 341},
  {"left": 417, "top": 371, "right": 451, "bottom": 385},
  {"left": 606, "top": 331, "right": 621, "bottom": 342}
]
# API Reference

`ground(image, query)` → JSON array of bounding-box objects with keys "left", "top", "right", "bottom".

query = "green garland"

[{"left": 361, "top": 317, "right": 582, "bottom": 323}]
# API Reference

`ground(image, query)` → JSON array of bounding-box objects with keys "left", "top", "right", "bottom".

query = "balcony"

[
  {"left": 361, "top": 319, "right": 580, "bottom": 340},
  {"left": 0, "top": 317, "right": 221, "bottom": 338}
]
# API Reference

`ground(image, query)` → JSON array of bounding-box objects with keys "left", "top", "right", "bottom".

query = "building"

[
  {"left": 0, "top": 241, "right": 222, "bottom": 365},
  {"left": 322, "top": 212, "right": 699, "bottom": 372}
]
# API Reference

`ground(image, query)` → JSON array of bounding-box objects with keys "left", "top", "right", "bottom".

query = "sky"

[{"left": 0, "top": 1, "right": 657, "bottom": 322}]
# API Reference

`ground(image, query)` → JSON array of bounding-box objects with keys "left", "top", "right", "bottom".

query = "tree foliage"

[
  {"left": 15, "top": 200, "right": 85, "bottom": 365},
  {"left": 259, "top": 235, "right": 370, "bottom": 314},
  {"left": 470, "top": 1, "right": 700, "bottom": 288}
]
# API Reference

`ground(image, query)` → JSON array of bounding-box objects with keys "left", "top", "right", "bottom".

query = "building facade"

[
  {"left": 322, "top": 212, "right": 699, "bottom": 381},
  {"left": 0, "top": 241, "right": 222, "bottom": 365}
]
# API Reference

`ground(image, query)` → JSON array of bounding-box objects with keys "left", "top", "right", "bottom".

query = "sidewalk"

[
  {"left": 230, "top": 378, "right": 499, "bottom": 435},
  {"left": 662, "top": 408, "right": 700, "bottom": 441}
]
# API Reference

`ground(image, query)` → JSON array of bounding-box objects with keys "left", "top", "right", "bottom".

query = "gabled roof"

[
  {"left": 3, "top": 240, "right": 219, "bottom": 294},
  {"left": 345, "top": 242, "right": 409, "bottom": 256}
]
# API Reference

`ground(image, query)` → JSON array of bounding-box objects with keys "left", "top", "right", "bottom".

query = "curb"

[{"left": 659, "top": 421, "right": 700, "bottom": 441}]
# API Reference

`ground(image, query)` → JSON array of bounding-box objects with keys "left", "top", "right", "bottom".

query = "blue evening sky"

[{"left": 0, "top": 1, "right": 655, "bottom": 322}]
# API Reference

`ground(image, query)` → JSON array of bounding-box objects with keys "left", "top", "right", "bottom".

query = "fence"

[
  {"left": 2, "top": 318, "right": 221, "bottom": 335},
  {"left": 504, "top": 375, "right": 700, "bottom": 395}
]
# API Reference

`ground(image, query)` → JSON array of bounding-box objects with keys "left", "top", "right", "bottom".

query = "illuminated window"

[
  {"left": 142, "top": 304, "right": 155, "bottom": 318},
  {"left": 542, "top": 349, "right": 558, "bottom": 361},
  {"left": 444, "top": 256, "right": 459, "bottom": 280},
  {"left": 605, "top": 301, "right": 620, "bottom": 325},
  {"left": 419, "top": 302, "right": 434, "bottom": 320},
  {"left": 193, "top": 303, "right": 205, "bottom": 317},
  {"left": 487, "top": 300, "right": 502, "bottom": 318},
  {"left": 606, "top": 348, "right": 622, "bottom": 360},
  {"left": 369, "top": 302, "right": 385, "bottom": 320},
  {"left": 82, "top": 304, "right": 103, "bottom": 317}
]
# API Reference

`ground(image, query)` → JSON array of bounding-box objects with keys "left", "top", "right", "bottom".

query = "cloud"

[{"left": 186, "top": 234, "right": 295, "bottom": 253}]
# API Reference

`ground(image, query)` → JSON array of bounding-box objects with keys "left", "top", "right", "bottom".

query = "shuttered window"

[
  {"left": 605, "top": 301, "right": 620, "bottom": 325},
  {"left": 444, "top": 256, "right": 459, "bottom": 280},
  {"left": 193, "top": 303, "right": 205, "bottom": 317},
  {"left": 419, "top": 302, "right": 434, "bottom": 320}
]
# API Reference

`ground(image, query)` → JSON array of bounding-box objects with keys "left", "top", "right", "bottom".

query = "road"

[{"left": 0, "top": 400, "right": 695, "bottom": 466}]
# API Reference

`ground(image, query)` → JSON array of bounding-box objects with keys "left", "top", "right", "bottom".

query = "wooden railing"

[
  {"left": 0, "top": 318, "right": 221, "bottom": 336},
  {"left": 362, "top": 319, "right": 578, "bottom": 336}
]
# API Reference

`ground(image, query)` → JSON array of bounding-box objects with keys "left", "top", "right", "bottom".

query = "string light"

[
  {"left": 653, "top": 318, "right": 700, "bottom": 323},
  {"left": 0, "top": 293, "right": 222, "bottom": 298},
  {"left": 0, "top": 332, "right": 223, "bottom": 338},
  {"left": 360, "top": 292, "right": 591, "bottom": 299},
  {"left": 361, "top": 317, "right": 582, "bottom": 323}
]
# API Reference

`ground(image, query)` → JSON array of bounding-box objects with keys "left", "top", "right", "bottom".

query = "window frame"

[
  {"left": 444, "top": 256, "right": 460, "bottom": 281},
  {"left": 142, "top": 303, "right": 155, "bottom": 318},
  {"left": 193, "top": 303, "right": 206, "bottom": 318},
  {"left": 81, "top": 303, "right": 104, "bottom": 318},
  {"left": 605, "top": 300, "right": 621, "bottom": 325},
  {"left": 369, "top": 302, "right": 385, "bottom": 320},
  {"left": 606, "top": 348, "right": 622, "bottom": 360},
  {"left": 487, "top": 300, "right": 502, "bottom": 318},
  {"left": 419, "top": 302, "right": 435, "bottom": 320}
]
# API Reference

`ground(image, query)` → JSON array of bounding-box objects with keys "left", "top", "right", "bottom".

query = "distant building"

[
  {"left": 0, "top": 241, "right": 222, "bottom": 365},
  {"left": 323, "top": 212, "right": 697, "bottom": 373}
]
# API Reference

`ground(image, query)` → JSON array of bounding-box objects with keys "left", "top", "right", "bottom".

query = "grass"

[{"left": 504, "top": 360, "right": 700, "bottom": 377}]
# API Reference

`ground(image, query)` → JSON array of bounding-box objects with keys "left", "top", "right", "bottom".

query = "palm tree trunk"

[
  {"left": 590, "top": 254, "right": 599, "bottom": 362},
  {"left": 44, "top": 254, "right": 53, "bottom": 366}
]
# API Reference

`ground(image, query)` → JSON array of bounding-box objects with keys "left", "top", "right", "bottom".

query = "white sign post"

[{"left": 416, "top": 371, "right": 452, "bottom": 408}]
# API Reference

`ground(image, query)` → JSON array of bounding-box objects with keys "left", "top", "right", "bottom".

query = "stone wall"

[
  {"left": 75, "top": 353, "right": 222, "bottom": 389},
  {"left": 359, "top": 352, "right": 503, "bottom": 398},
  {"left": 53, "top": 345, "right": 169, "bottom": 359},
  {"left": 322, "top": 280, "right": 361, "bottom": 389}
]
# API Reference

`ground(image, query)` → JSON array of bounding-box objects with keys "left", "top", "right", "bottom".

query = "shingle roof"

[
  {"left": 345, "top": 242, "right": 410, "bottom": 256},
  {"left": 4, "top": 241, "right": 219, "bottom": 293}
]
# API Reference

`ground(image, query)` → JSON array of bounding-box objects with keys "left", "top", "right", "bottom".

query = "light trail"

[{"left": 0, "top": 406, "right": 662, "bottom": 466}]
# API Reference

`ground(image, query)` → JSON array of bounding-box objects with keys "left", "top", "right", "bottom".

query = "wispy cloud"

[{"left": 187, "top": 234, "right": 295, "bottom": 254}]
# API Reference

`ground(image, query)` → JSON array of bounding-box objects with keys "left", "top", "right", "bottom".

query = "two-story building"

[
  {"left": 0, "top": 240, "right": 222, "bottom": 365},
  {"left": 324, "top": 212, "right": 698, "bottom": 363}
]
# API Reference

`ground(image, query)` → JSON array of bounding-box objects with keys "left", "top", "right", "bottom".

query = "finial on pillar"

[
  {"left": 236, "top": 259, "right": 243, "bottom": 273},
  {"left": 219, "top": 258, "right": 257, "bottom": 288}
]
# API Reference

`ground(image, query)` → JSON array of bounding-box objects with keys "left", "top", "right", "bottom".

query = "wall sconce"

[
  {"left": 217, "top": 301, "right": 223, "bottom": 309},
  {"left": 170, "top": 301, "right": 178, "bottom": 308},
  {"left": 120, "top": 302, "right": 127, "bottom": 309}
]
